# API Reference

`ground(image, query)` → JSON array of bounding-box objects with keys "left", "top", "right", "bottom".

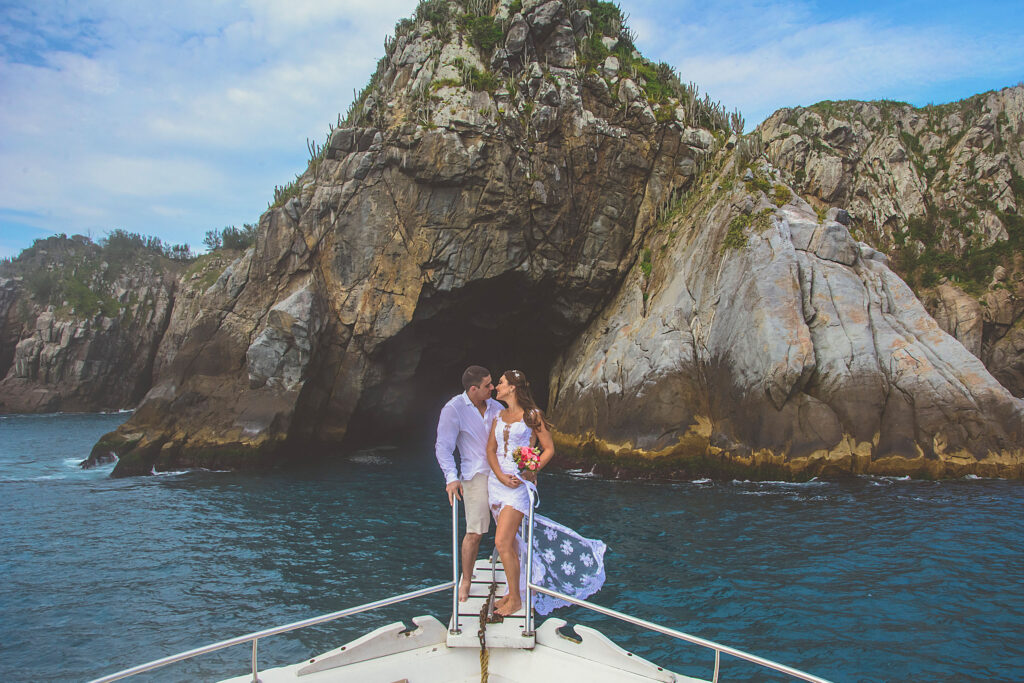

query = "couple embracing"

[{"left": 435, "top": 366, "right": 606, "bottom": 618}]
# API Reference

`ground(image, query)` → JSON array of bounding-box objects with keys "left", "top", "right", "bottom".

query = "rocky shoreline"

[{"left": 551, "top": 432, "right": 1024, "bottom": 482}]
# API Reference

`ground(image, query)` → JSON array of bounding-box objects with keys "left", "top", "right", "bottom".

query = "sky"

[{"left": 1, "top": 0, "right": 1022, "bottom": 260}]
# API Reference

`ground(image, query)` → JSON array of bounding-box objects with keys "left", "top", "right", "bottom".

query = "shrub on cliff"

[
  {"left": 102, "top": 229, "right": 193, "bottom": 263},
  {"left": 203, "top": 224, "right": 257, "bottom": 252},
  {"left": 457, "top": 13, "right": 503, "bottom": 55},
  {"left": 25, "top": 269, "right": 58, "bottom": 303}
]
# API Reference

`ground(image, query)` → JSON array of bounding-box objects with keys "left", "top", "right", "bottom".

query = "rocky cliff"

[
  {"left": 759, "top": 89, "right": 1024, "bottom": 396},
  {"left": 47, "top": 0, "right": 1024, "bottom": 479},
  {"left": 0, "top": 235, "right": 180, "bottom": 412},
  {"left": 0, "top": 235, "right": 237, "bottom": 413},
  {"left": 86, "top": 0, "right": 731, "bottom": 475},
  {"left": 548, "top": 156, "right": 1023, "bottom": 479}
]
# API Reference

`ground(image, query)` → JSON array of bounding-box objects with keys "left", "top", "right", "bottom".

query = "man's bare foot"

[
  {"left": 458, "top": 579, "right": 472, "bottom": 602},
  {"left": 494, "top": 593, "right": 510, "bottom": 610},
  {"left": 496, "top": 598, "right": 522, "bottom": 616}
]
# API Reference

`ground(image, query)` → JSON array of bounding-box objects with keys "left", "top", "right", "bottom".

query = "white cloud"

[
  {"left": 84, "top": 155, "right": 225, "bottom": 198},
  {"left": 669, "top": 19, "right": 1011, "bottom": 124},
  {"left": 0, "top": 0, "right": 1021, "bottom": 256},
  {"left": 627, "top": 0, "right": 1024, "bottom": 127},
  {"left": 43, "top": 51, "right": 120, "bottom": 94},
  {"left": 0, "top": 0, "right": 419, "bottom": 250}
]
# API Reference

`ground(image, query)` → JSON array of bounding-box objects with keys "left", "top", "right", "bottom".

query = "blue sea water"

[{"left": 1, "top": 413, "right": 1022, "bottom": 683}]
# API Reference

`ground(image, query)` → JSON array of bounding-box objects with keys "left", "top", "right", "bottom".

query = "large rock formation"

[
  {"left": 15, "top": 0, "right": 1020, "bottom": 479},
  {"left": 759, "top": 89, "right": 1024, "bottom": 395},
  {"left": 85, "top": 0, "right": 717, "bottom": 475},
  {"left": 549, "top": 159, "right": 1024, "bottom": 479}
]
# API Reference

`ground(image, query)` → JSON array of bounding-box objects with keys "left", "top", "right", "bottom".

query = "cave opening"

[{"left": 342, "top": 271, "right": 579, "bottom": 451}]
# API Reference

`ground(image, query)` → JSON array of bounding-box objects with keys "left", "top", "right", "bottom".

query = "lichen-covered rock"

[
  {"left": 527, "top": 0, "right": 565, "bottom": 40},
  {"left": 246, "top": 284, "right": 324, "bottom": 391},
  {"left": 759, "top": 88, "right": 1024, "bottom": 396},
  {"left": 550, "top": 159, "right": 1024, "bottom": 480},
  {"left": 925, "top": 283, "right": 985, "bottom": 356},
  {"left": 505, "top": 14, "right": 529, "bottom": 55}
]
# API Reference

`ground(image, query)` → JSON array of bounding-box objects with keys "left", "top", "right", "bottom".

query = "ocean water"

[{"left": 1, "top": 413, "right": 1022, "bottom": 683}]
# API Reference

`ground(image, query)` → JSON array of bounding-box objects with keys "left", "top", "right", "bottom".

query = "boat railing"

[
  {"left": 89, "top": 486, "right": 833, "bottom": 683},
  {"left": 521, "top": 485, "right": 833, "bottom": 683},
  {"left": 88, "top": 501, "right": 462, "bottom": 683}
]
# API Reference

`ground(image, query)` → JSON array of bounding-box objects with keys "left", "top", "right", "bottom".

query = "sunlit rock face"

[
  {"left": 550, "top": 157, "right": 1024, "bottom": 480},
  {"left": 759, "top": 87, "right": 1024, "bottom": 397}
]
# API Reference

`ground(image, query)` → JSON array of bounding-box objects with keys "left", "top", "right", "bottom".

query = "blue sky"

[{"left": 1, "top": 0, "right": 1022, "bottom": 259}]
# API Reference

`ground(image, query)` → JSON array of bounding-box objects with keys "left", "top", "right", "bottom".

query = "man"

[{"left": 435, "top": 365, "right": 503, "bottom": 601}]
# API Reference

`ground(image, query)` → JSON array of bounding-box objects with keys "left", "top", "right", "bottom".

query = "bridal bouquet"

[{"left": 512, "top": 445, "right": 541, "bottom": 472}]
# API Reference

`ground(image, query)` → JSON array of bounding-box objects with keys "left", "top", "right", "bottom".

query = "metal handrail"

[
  {"left": 527, "top": 584, "right": 832, "bottom": 683},
  {"left": 89, "top": 494, "right": 463, "bottom": 683},
  {"left": 450, "top": 494, "right": 460, "bottom": 634},
  {"left": 524, "top": 484, "right": 537, "bottom": 636},
  {"left": 521, "top": 486, "right": 832, "bottom": 683},
  {"left": 87, "top": 582, "right": 453, "bottom": 683}
]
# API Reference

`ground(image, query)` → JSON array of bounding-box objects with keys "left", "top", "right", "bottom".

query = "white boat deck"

[{"left": 219, "top": 559, "right": 706, "bottom": 683}]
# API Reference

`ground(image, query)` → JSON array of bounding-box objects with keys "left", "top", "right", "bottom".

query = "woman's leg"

[{"left": 494, "top": 505, "right": 524, "bottom": 616}]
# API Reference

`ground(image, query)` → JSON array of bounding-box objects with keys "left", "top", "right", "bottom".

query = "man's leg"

[
  {"left": 459, "top": 473, "right": 491, "bottom": 601},
  {"left": 460, "top": 532, "right": 482, "bottom": 599}
]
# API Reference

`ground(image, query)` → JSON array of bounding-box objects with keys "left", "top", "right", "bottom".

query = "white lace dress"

[
  {"left": 486, "top": 413, "right": 608, "bottom": 615},
  {"left": 487, "top": 415, "right": 533, "bottom": 518}
]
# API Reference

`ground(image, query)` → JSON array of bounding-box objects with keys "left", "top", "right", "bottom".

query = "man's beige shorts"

[{"left": 462, "top": 472, "right": 491, "bottom": 535}]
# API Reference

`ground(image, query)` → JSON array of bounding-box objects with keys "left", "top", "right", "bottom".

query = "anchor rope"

[{"left": 478, "top": 574, "right": 500, "bottom": 683}]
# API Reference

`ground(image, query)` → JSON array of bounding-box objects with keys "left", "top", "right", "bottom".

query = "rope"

[{"left": 478, "top": 575, "right": 500, "bottom": 683}]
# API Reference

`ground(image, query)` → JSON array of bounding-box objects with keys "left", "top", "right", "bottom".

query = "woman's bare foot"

[
  {"left": 493, "top": 593, "right": 510, "bottom": 610},
  {"left": 458, "top": 578, "right": 472, "bottom": 602},
  {"left": 496, "top": 597, "right": 522, "bottom": 616}
]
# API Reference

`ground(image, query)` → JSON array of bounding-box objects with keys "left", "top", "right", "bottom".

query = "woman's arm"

[{"left": 535, "top": 413, "right": 556, "bottom": 470}]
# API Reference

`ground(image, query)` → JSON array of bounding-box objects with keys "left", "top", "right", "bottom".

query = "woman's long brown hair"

[{"left": 503, "top": 370, "right": 551, "bottom": 431}]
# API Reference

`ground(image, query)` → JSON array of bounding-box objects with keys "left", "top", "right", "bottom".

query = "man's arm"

[{"left": 435, "top": 402, "right": 462, "bottom": 502}]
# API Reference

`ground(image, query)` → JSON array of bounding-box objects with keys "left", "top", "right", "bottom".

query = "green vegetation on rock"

[
  {"left": 723, "top": 209, "right": 773, "bottom": 251},
  {"left": 1, "top": 232, "right": 193, "bottom": 319},
  {"left": 452, "top": 57, "right": 499, "bottom": 92},
  {"left": 745, "top": 170, "right": 771, "bottom": 194},
  {"left": 897, "top": 208, "right": 1024, "bottom": 294},
  {"left": 771, "top": 183, "right": 791, "bottom": 207},
  {"left": 203, "top": 224, "right": 257, "bottom": 252},
  {"left": 457, "top": 12, "right": 503, "bottom": 55},
  {"left": 640, "top": 247, "right": 653, "bottom": 277}
]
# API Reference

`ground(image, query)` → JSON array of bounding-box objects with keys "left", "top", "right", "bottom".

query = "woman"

[{"left": 486, "top": 370, "right": 606, "bottom": 617}]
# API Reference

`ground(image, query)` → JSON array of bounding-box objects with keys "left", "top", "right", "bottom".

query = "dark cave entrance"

[{"left": 342, "top": 271, "right": 578, "bottom": 450}]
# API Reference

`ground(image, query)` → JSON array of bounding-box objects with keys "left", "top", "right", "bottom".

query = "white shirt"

[{"left": 435, "top": 392, "right": 504, "bottom": 484}]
